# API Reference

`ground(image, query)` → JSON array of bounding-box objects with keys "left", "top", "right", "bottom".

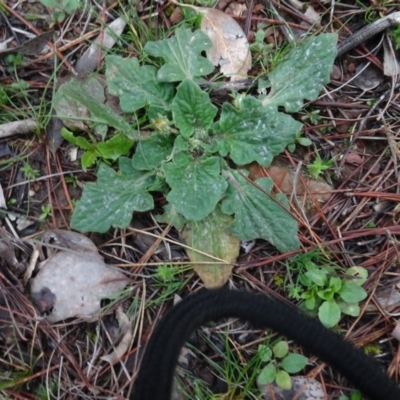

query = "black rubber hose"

[{"left": 133, "top": 288, "right": 400, "bottom": 400}]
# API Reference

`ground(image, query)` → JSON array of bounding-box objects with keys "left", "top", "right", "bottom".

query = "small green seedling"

[
  {"left": 287, "top": 252, "right": 369, "bottom": 328},
  {"left": 301, "top": 108, "right": 321, "bottom": 125},
  {"left": 307, "top": 150, "right": 334, "bottom": 179},
  {"left": 39, "top": 204, "right": 52, "bottom": 220},
  {"left": 35, "top": 382, "right": 58, "bottom": 400},
  {"left": 363, "top": 343, "right": 382, "bottom": 356},
  {"left": 147, "top": 265, "right": 192, "bottom": 306},
  {"left": 21, "top": 163, "right": 39, "bottom": 180},
  {"left": 4, "top": 53, "right": 24, "bottom": 72},
  {"left": 250, "top": 30, "right": 274, "bottom": 66},
  {"left": 287, "top": 130, "right": 312, "bottom": 153},
  {"left": 181, "top": 328, "right": 263, "bottom": 399},
  {"left": 61, "top": 128, "right": 134, "bottom": 169},
  {"left": 257, "top": 340, "right": 308, "bottom": 390},
  {"left": 39, "top": 0, "right": 82, "bottom": 24},
  {"left": 339, "top": 389, "right": 362, "bottom": 400}
]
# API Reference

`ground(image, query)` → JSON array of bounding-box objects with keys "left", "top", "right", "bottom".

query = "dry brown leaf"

[
  {"left": 171, "top": 2, "right": 251, "bottom": 80},
  {"left": 0, "top": 31, "right": 54, "bottom": 58},
  {"left": 248, "top": 160, "right": 332, "bottom": 217},
  {"left": 344, "top": 151, "right": 363, "bottom": 165},
  {"left": 170, "top": 7, "right": 184, "bottom": 25}
]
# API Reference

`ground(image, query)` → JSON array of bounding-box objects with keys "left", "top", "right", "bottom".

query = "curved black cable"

[{"left": 133, "top": 288, "right": 400, "bottom": 400}]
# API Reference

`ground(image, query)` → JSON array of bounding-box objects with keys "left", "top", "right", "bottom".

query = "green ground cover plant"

[
  {"left": 286, "top": 251, "right": 369, "bottom": 327},
  {"left": 257, "top": 340, "right": 308, "bottom": 390},
  {"left": 56, "top": 27, "right": 337, "bottom": 274}
]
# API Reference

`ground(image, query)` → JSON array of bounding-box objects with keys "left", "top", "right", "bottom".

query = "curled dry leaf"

[
  {"left": 0, "top": 228, "right": 26, "bottom": 276},
  {"left": 101, "top": 306, "right": 133, "bottom": 364},
  {"left": 383, "top": 37, "right": 400, "bottom": 77},
  {"left": 171, "top": 1, "right": 251, "bottom": 80},
  {"left": 352, "top": 63, "right": 383, "bottom": 90}
]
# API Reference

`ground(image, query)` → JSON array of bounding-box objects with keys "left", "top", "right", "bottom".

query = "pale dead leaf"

[
  {"left": 0, "top": 184, "right": 6, "bottom": 209},
  {"left": 0, "top": 31, "right": 54, "bottom": 58},
  {"left": 366, "top": 285, "right": 400, "bottom": 314},
  {"left": 182, "top": 209, "right": 240, "bottom": 288},
  {"left": 30, "top": 231, "right": 130, "bottom": 323},
  {"left": 75, "top": 17, "right": 126, "bottom": 74},
  {"left": 260, "top": 376, "right": 325, "bottom": 400},
  {"left": 42, "top": 229, "right": 98, "bottom": 254},
  {"left": 171, "top": 1, "right": 251, "bottom": 80},
  {"left": 391, "top": 320, "right": 400, "bottom": 342},
  {"left": 16, "top": 217, "right": 35, "bottom": 231},
  {"left": 353, "top": 63, "right": 383, "bottom": 90},
  {"left": 199, "top": 8, "right": 251, "bottom": 81},
  {"left": 383, "top": 37, "right": 400, "bottom": 77}
]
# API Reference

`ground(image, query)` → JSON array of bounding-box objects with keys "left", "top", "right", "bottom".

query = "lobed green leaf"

[
  {"left": 132, "top": 133, "right": 174, "bottom": 171},
  {"left": 71, "top": 159, "right": 159, "bottom": 232},
  {"left": 163, "top": 153, "right": 228, "bottom": 221},
  {"left": 212, "top": 96, "right": 300, "bottom": 166},
  {"left": 144, "top": 29, "right": 214, "bottom": 82},
  {"left": 97, "top": 133, "right": 134, "bottom": 160},
  {"left": 106, "top": 55, "right": 174, "bottom": 120},
  {"left": 221, "top": 170, "right": 300, "bottom": 252},
  {"left": 61, "top": 128, "right": 94, "bottom": 151},
  {"left": 262, "top": 34, "right": 338, "bottom": 112},
  {"left": 171, "top": 79, "right": 217, "bottom": 138}
]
